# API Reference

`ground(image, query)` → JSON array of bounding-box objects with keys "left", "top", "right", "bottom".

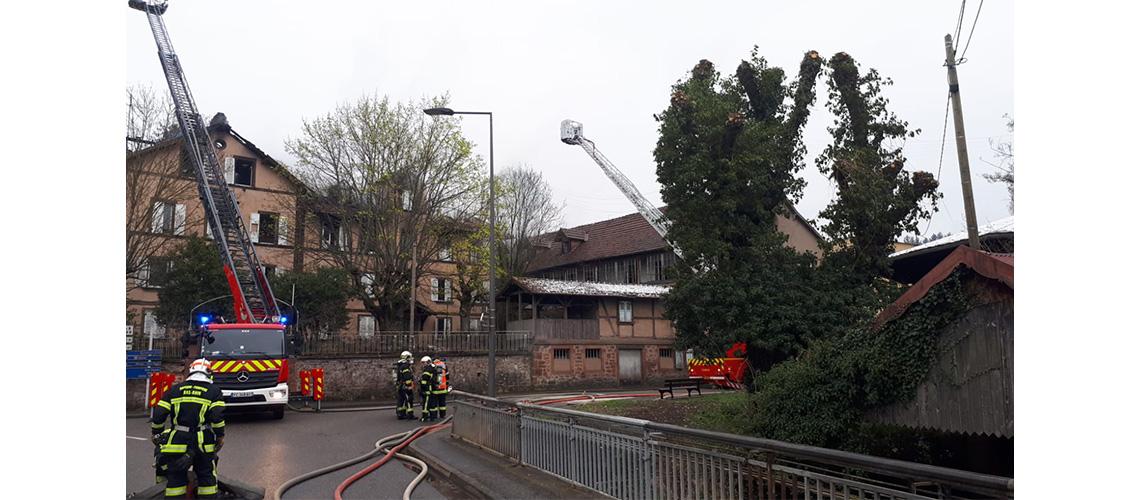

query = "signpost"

[{"left": 128, "top": 349, "right": 162, "bottom": 410}]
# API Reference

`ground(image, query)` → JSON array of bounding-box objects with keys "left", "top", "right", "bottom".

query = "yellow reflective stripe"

[
  {"left": 165, "top": 486, "right": 187, "bottom": 496},
  {"left": 203, "top": 443, "right": 216, "bottom": 453},
  {"left": 209, "top": 400, "right": 226, "bottom": 408},
  {"left": 198, "top": 485, "right": 218, "bottom": 495},
  {"left": 211, "top": 422, "right": 225, "bottom": 428},
  {"left": 151, "top": 422, "right": 165, "bottom": 429},
  {"left": 220, "top": 360, "right": 237, "bottom": 372},
  {"left": 250, "top": 359, "right": 266, "bottom": 371},
  {"left": 156, "top": 400, "right": 171, "bottom": 410},
  {"left": 171, "top": 396, "right": 214, "bottom": 406},
  {"left": 160, "top": 443, "right": 187, "bottom": 453}
]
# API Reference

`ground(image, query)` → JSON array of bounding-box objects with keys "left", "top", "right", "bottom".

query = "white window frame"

[
  {"left": 357, "top": 315, "right": 376, "bottom": 338},
  {"left": 618, "top": 300, "right": 633, "bottom": 323},
  {"left": 435, "top": 317, "right": 452, "bottom": 334},
  {"left": 361, "top": 273, "right": 376, "bottom": 296},
  {"left": 433, "top": 278, "right": 452, "bottom": 303}
]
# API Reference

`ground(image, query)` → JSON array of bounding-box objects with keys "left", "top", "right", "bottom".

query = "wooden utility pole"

[{"left": 944, "top": 34, "right": 982, "bottom": 249}]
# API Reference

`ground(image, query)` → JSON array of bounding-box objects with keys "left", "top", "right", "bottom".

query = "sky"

[{"left": 125, "top": 0, "right": 1013, "bottom": 238}]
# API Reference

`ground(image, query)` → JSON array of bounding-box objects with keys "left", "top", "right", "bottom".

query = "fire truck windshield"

[{"left": 201, "top": 328, "right": 284, "bottom": 357}]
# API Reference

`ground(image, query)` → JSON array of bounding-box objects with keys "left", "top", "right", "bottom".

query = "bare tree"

[
  {"left": 983, "top": 114, "right": 1014, "bottom": 214},
  {"left": 126, "top": 84, "right": 203, "bottom": 292},
  {"left": 286, "top": 94, "right": 485, "bottom": 330},
  {"left": 496, "top": 165, "right": 564, "bottom": 283}
]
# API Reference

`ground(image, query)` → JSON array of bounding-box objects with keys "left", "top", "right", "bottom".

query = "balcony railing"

[{"left": 507, "top": 319, "right": 599, "bottom": 340}]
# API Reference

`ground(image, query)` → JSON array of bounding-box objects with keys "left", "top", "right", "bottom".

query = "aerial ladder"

[
  {"left": 130, "top": 0, "right": 279, "bottom": 323},
  {"left": 560, "top": 120, "right": 681, "bottom": 259},
  {"left": 560, "top": 120, "right": 746, "bottom": 388}
]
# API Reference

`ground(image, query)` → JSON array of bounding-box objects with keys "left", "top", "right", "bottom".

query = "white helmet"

[
  {"left": 401, "top": 351, "right": 413, "bottom": 360},
  {"left": 188, "top": 358, "right": 212, "bottom": 376},
  {"left": 421, "top": 356, "right": 432, "bottom": 363}
]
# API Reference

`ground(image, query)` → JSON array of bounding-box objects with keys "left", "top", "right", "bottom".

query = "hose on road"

[
  {"left": 287, "top": 402, "right": 396, "bottom": 413},
  {"left": 334, "top": 418, "right": 452, "bottom": 500},
  {"left": 270, "top": 429, "right": 413, "bottom": 500}
]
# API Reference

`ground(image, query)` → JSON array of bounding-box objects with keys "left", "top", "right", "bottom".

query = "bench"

[{"left": 658, "top": 378, "right": 703, "bottom": 399}]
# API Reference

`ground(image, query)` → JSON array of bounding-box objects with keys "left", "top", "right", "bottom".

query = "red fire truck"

[{"left": 686, "top": 342, "right": 749, "bottom": 390}]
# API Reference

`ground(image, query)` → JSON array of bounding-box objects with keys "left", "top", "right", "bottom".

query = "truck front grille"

[{"left": 213, "top": 371, "right": 280, "bottom": 390}]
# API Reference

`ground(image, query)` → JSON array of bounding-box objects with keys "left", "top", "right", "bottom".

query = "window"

[
  {"left": 225, "top": 156, "right": 254, "bottom": 187},
  {"left": 561, "top": 241, "right": 572, "bottom": 254},
  {"left": 256, "top": 212, "right": 279, "bottom": 244},
  {"left": 438, "top": 246, "right": 452, "bottom": 262},
  {"left": 142, "top": 310, "right": 166, "bottom": 339},
  {"left": 139, "top": 257, "right": 173, "bottom": 289},
  {"left": 659, "top": 348, "right": 677, "bottom": 370},
  {"left": 469, "top": 318, "right": 481, "bottom": 331},
  {"left": 263, "top": 265, "right": 277, "bottom": 278},
  {"left": 552, "top": 348, "right": 572, "bottom": 373},
  {"left": 618, "top": 301, "right": 633, "bottom": 323},
  {"left": 433, "top": 278, "right": 452, "bottom": 303},
  {"left": 151, "top": 201, "right": 185, "bottom": 235},
  {"left": 435, "top": 317, "right": 452, "bottom": 334},
  {"left": 584, "top": 348, "right": 602, "bottom": 372},
  {"left": 357, "top": 315, "right": 376, "bottom": 338},
  {"left": 319, "top": 214, "right": 344, "bottom": 250},
  {"left": 360, "top": 273, "right": 375, "bottom": 296},
  {"left": 401, "top": 190, "right": 413, "bottom": 211}
]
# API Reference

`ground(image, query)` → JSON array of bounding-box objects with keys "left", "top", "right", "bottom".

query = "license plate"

[{"left": 231, "top": 392, "right": 253, "bottom": 398}]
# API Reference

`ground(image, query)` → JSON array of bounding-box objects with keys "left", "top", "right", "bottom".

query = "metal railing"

[
  {"left": 129, "top": 335, "right": 184, "bottom": 362},
  {"left": 449, "top": 390, "right": 1014, "bottom": 500},
  {"left": 298, "top": 331, "right": 532, "bottom": 357}
]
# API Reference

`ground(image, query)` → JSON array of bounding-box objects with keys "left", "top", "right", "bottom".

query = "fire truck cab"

[{"left": 196, "top": 321, "right": 289, "bottom": 419}]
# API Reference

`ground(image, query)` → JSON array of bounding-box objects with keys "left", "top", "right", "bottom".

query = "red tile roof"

[{"left": 527, "top": 211, "right": 668, "bottom": 272}]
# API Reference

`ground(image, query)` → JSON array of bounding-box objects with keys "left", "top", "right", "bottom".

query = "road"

[{"left": 126, "top": 407, "right": 455, "bottom": 499}]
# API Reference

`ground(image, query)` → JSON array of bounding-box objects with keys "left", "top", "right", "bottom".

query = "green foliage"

[
  {"left": 268, "top": 267, "right": 352, "bottom": 335},
  {"left": 654, "top": 50, "right": 826, "bottom": 376},
  {"left": 155, "top": 237, "right": 230, "bottom": 328},
  {"left": 750, "top": 271, "right": 973, "bottom": 450}
]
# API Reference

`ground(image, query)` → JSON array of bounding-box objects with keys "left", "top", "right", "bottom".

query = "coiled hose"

[{"left": 271, "top": 417, "right": 451, "bottom": 500}]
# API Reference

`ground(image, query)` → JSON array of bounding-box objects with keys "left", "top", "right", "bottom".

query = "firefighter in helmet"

[
  {"left": 419, "top": 355, "right": 436, "bottom": 422},
  {"left": 395, "top": 351, "right": 416, "bottom": 419},
  {"left": 431, "top": 356, "right": 450, "bottom": 419},
  {"left": 151, "top": 358, "right": 226, "bottom": 498}
]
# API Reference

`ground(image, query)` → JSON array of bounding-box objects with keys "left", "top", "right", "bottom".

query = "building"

[
  {"left": 890, "top": 216, "right": 1014, "bottom": 284},
  {"left": 126, "top": 114, "right": 480, "bottom": 345},
  {"left": 504, "top": 208, "right": 823, "bottom": 387}
]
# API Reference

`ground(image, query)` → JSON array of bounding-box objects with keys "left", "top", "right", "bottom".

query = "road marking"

[{"left": 127, "top": 435, "right": 150, "bottom": 441}]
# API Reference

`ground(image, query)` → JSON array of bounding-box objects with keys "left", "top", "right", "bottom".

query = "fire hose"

[{"left": 270, "top": 417, "right": 451, "bottom": 500}]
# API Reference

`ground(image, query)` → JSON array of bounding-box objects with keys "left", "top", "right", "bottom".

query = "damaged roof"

[{"left": 509, "top": 277, "right": 671, "bottom": 299}]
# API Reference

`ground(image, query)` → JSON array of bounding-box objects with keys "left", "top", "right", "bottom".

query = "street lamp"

[{"left": 424, "top": 106, "right": 498, "bottom": 397}]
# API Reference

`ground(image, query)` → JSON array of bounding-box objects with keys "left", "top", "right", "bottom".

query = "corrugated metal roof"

[
  {"left": 874, "top": 246, "right": 1014, "bottom": 330},
  {"left": 891, "top": 216, "right": 1014, "bottom": 259},
  {"left": 511, "top": 277, "right": 670, "bottom": 298}
]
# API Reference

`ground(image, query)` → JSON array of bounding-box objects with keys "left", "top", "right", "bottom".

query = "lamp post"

[{"left": 424, "top": 107, "right": 498, "bottom": 397}]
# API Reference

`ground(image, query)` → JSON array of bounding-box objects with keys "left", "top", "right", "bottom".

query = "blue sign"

[{"left": 127, "top": 350, "right": 162, "bottom": 380}]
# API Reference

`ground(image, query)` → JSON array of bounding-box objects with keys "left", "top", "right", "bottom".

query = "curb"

[{"left": 406, "top": 435, "right": 495, "bottom": 500}]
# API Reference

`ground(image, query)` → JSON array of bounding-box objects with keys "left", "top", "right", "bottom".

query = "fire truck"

[
  {"left": 560, "top": 120, "right": 748, "bottom": 388},
  {"left": 131, "top": 0, "right": 291, "bottom": 418}
]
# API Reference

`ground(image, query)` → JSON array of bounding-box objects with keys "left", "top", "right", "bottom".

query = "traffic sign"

[{"left": 127, "top": 350, "right": 161, "bottom": 379}]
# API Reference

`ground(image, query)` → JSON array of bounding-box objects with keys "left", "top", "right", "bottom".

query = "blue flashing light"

[
  {"left": 279, "top": 315, "right": 289, "bottom": 325},
  {"left": 198, "top": 314, "right": 211, "bottom": 325}
]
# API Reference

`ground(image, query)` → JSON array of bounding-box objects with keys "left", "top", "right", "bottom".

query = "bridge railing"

[{"left": 449, "top": 390, "right": 1014, "bottom": 500}]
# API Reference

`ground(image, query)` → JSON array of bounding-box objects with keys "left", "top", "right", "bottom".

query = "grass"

[{"left": 575, "top": 391, "right": 755, "bottom": 434}]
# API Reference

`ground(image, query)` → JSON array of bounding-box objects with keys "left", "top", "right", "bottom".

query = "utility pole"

[{"left": 944, "top": 34, "right": 982, "bottom": 249}]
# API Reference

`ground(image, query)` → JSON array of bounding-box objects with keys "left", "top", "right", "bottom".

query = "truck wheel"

[{"left": 271, "top": 406, "right": 285, "bottom": 420}]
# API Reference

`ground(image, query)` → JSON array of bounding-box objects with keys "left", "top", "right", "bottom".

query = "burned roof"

[{"left": 508, "top": 277, "right": 670, "bottom": 299}]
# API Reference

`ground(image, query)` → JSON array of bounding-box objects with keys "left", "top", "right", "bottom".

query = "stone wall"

[
  {"left": 127, "top": 355, "right": 532, "bottom": 410},
  {"left": 531, "top": 344, "right": 687, "bottom": 390}
]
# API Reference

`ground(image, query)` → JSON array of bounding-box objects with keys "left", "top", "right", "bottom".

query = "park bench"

[{"left": 658, "top": 378, "right": 703, "bottom": 399}]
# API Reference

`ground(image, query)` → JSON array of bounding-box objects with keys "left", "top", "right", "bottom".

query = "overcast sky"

[{"left": 126, "top": 0, "right": 1013, "bottom": 237}]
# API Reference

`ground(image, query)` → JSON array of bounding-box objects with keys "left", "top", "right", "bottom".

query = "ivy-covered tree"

[
  {"left": 814, "top": 52, "right": 942, "bottom": 326},
  {"left": 154, "top": 237, "right": 230, "bottom": 329},
  {"left": 654, "top": 50, "right": 825, "bottom": 385}
]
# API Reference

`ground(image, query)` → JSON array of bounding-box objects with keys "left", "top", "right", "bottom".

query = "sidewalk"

[{"left": 408, "top": 430, "right": 604, "bottom": 500}]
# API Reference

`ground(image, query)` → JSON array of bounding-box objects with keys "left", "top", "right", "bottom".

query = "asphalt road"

[{"left": 126, "top": 407, "right": 453, "bottom": 499}]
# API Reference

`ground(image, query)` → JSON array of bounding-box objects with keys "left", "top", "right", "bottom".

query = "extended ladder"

[{"left": 132, "top": 1, "right": 279, "bottom": 323}]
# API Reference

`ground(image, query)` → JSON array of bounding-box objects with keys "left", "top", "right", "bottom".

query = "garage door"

[{"left": 619, "top": 349, "right": 642, "bottom": 384}]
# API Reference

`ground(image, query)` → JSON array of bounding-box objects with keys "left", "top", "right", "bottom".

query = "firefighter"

[
  {"left": 419, "top": 355, "right": 436, "bottom": 422},
  {"left": 151, "top": 358, "right": 226, "bottom": 498},
  {"left": 431, "top": 357, "right": 450, "bottom": 419},
  {"left": 395, "top": 351, "right": 415, "bottom": 419}
]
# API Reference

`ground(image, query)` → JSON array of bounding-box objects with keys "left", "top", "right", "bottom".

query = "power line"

[
  {"left": 924, "top": 91, "right": 953, "bottom": 235},
  {"left": 953, "top": 0, "right": 967, "bottom": 47},
  {"left": 958, "top": 0, "right": 985, "bottom": 62}
]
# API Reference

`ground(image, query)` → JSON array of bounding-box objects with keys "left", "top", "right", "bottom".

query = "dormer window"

[{"left": 561, "top": 241, "right": 572, "bottom": 254}]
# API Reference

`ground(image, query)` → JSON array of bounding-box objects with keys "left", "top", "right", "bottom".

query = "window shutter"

[
  {"left": 173, "top": 204, "right": 186, "bottom": 235},
  {"left": 224, "top": 156, "right": 235, "bottom": 184},
  {"left": 277, "top": 216, "right": 288, "bottom": 245},
  {"left": 337, "top": 226, "right": 346, "bottom": 249},
  {"left": 250, "top": 212, "right": 260, "bottom": 243},
  {"left": 151, "top": 202, "right": 165, "bottom": 233},
  {"left": 137, "top": 260, "right": 150, "bottom": 287},
  {"left": 444, "top": 280, "right": 452, "bottom": 302}
]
